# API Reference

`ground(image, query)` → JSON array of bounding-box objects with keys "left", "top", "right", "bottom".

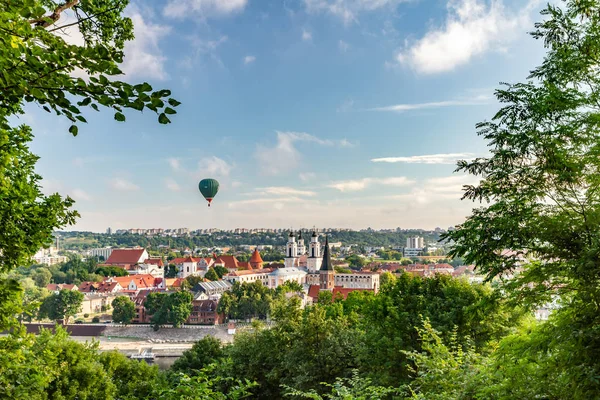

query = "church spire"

[{"left": 321, "top": 236, "right": 333, "bottom": 271}]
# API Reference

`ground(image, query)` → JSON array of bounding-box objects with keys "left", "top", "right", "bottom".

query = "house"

[
  {"left": 103, "top": 274, "right": 165, "bottom": 291},
  {"left": 46, "top": 283, "right": 78, "bottom": 292},
  {"left": 78, "top": 281, "right": 122, "bottom": 294},
  {"left": 187, "top": 299, "right": 223, "bottom": 325},
  {"left": 225, "top": 268, "right": 273, "bottom": 286},
  {"left": 170, "top": 256, "right": 214, "bottom": 279},
  {"left": 192, "top": 280, "right": 232, "bottom": 297},
  {"left": 213, "top": 255, "right": 241, "bottom": 272},
  {"left": 80, "top": 293, "right": 118, "bottom": 315},
  {"left": 104, "top": 248, "right": 149, "bottom": 267},
  {"left": 165, "top": 277, "right": 184, "bottom": 290}
]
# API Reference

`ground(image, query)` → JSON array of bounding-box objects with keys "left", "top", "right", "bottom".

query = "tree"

[
  {"left": 205, "top": 268, "right": 219, "bottom": 281},
  {"left": 111, "top": 296, "right": 135, "bottom": 325},
  {"left": 95, "top": 266, "right": 128, "bottom": 277},
  {"left": 0, "top": 0, "right": 180, "bottom": 330},
  {"left": 145, "top": 291, "right": 193, "bottom": 330},
  {"left": 33, "top": 268, "right": 52, "bottom": 288},
  {"left": 213, "top": 265, "right": 228, "bottom": 279},
  {"left": 345, "top": 255, "right": 366, "bottom": 268},
  {"left": 171, "top": 336, "right": 224, "bottom": 374},
  {"left": 379, "top": 271, "right": 396, "bottom": 287},
  {"left": 38, "top": 289, "right": 84, "bottom": 324},
  {"left": 443, "top": 1, "right": 600, "bottom": 395},
  {"left": 165, "top": 263, "right": 178, "bottom": 278}
]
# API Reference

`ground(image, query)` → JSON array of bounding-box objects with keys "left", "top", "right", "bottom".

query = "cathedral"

[{"left": 284, "top": 230, "right": 323, "bottom": 271}]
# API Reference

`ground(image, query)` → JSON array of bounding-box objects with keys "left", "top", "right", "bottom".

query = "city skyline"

[{"left": 28, "top": 0, "right": 547, "bottom": 231}]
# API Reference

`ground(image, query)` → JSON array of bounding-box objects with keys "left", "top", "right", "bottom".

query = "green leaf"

[
  {"left": 168, "top": 98, "right": 182, "bottom": 107},
  {"left": 164, "top": 107, "right": 177, "bottom": 115},
  {"left": 78, "top": 98, "right": 92, "bottom": 107},
  {"left": 69, "top": 125, "right": 78, "bottom": 136},
  {"left": 158, "top": 113, "right": 171, "bottom": 124},
  {"left": 76, "top": 116, "right": 87, "bottom": 123},
  {"left": 114, "top": 112, "right": 126, "bottom": 122}
]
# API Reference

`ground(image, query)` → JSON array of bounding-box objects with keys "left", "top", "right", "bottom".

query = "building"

[
  {"left": 285, "top": 231, "right": 322, "bottom": 270},
  {"left": 80, "top": 293, "right": 118, "bottom": 315},
  {"left": 104, "top": 248, "right": 148, "bottom": 266},
  {"left": 268, "top": 267, "right": 307, "bottom": 289},
  {"left": 192, "top": 280, "right": 233, "bottom": 297},
  {"left": 103, "top": 274, "right": 165, "bottom": 291},
  {"left": 32, "top": 254, "right": 68, "bottom": 266},
  {"left": 226, "top": 268, "right": 273, "bottom": 286},
  {"left": 172, "top": 256, "right": 213, "bottom": 279},
  {"left": 106, "top": 227, "right": 112, "bottom": 235},
  {"left": 85, "top": 247, "right": 114, "bottom": 261},
  {"left": 249, "top": 248, "right": 264, "bottom": 269},
  {"left": 307, "top": 236, "right": 378, "bottom": 302},
  {"left": 187, "top": 299, "right": 223, "bottom": 325},
  {"left": 46, "top": 283, "right": 78, "bottom": 293},
  {"left": 78, "top": 281, "right": 123, "bottom": 294},
  {"left": 404, "top": 236, "right": 425, "bottom": 257}
]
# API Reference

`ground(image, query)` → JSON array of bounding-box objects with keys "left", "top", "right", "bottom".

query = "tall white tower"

[
  {"left": 306, "top": 231, "right": 322, "bottom": 272},
  {"left": 284, "top": 231, "right": 298, "bottom": 268}
]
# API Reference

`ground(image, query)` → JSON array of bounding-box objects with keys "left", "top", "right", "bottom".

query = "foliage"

[
  {"left": 111, "top": 295, "right": 135, "bottom": 324},
  {"left": 95, "top": 265, "right": 128, "bottom": 277},
  {"left": 172, "top": 336, "right": 225, "bottom": 374},
  {"left": 345, "top": 254, "right": 366, "bottom": 268},
  {"left": 146, "top": 290, "right": 193, "bottom": 329},
  {"left": 357, "top": 273, "right": 521, "bottom": 386},
  {"left": 157, "top": 370, "right": 257, "bottom": 400},
  {"left": 205, "top": 268, "right": 220, "bottom": 281},
  {"left": 213, "top": 265, "right": 229, "bottom": 278},
  {"left": 165, "top": 263, "right": 178, "bottom": 278},
  {"left": 217, "top": 281, "right": 275, "bottom": 321},
  {"left": 92, "top": 316, "right": 100, "bottom": 323},
  {"left": 284, "top": 371, "right": 400, "bottom": 400},
  {"left": 334, "top": 266, "right": 352, "bottom": 274},
  {"left": 379, "top": 271, "right": 396, "bottom": 287},
  {"left": 38, "top": 289, "right": 84, "bottom": 324},
  {"left": 32, "top": 268, "right": 52, "bottom": 287}
]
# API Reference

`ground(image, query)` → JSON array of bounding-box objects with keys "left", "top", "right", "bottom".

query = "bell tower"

[
  {"left": 319, "top": 236, "right": 335, "bottom": 290},
  {"left": 284, "top": 231, "right": 298, "bottom": 268}
]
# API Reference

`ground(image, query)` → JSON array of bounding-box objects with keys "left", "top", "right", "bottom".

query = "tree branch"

[{"left": 29, "top": 0, "right": 80, "bottom": 28}]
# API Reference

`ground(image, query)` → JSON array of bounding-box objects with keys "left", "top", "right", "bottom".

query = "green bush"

[
  {"left": 92, "top": 316, "right": 100, "bottom": 323},
  {"left": 83, "top": 313, "right": 89, "bottom": 318}
]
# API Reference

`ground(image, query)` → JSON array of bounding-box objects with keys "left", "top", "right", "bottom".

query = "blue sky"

[{"left": 28, "top": 0, "right": 546, "bottom": 231}]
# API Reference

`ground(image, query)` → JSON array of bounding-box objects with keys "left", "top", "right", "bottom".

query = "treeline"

[{"left": 55, "top": 230, "right": 443, "bottom": 251}]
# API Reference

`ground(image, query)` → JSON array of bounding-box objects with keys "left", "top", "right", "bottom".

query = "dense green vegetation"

[{"left": 55, "top": 230, "right": 442, "bottom": 250}]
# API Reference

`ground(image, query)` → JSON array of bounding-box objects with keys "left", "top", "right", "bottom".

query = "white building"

[
  {"left": 334, "top": 272, "right": 380, "bottom": 291},
  {"left": 406, "top": 236, "right": 424, "bottom": 249},
  {"left": 85, "top": 247, "right": 114, "bottom": 260},
  {"left": 268, "top": 267, "right": 307, "bottom": 289}
]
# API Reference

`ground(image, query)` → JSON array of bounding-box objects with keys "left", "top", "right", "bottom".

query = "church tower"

[
  {"left": 249, "top": 247, "right": 263, "bottom": 269},
  {"left": 306, "top": 231, "right": 322, "bottom": 272},
  {"left": 297, "top": 231, "right": 306, "bottom": 256},
  {"left": 284, "top": 231, "right": 298, "bottom": 268},
  {"left": 319, "top": 236, "right": 335, "bottom": 290}
]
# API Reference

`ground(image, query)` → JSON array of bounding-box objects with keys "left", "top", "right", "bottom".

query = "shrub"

[{"left": 92, "top": 316, "right": 100, "bottom": 323}]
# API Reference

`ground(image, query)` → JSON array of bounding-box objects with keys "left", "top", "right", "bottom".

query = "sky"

[{"left": 26, "top": 0, "right": 548, "bottom": 232}]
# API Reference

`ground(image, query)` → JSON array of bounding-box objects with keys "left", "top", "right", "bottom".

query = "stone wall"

[{"left": 103, "top": 325, "right": 233, "bottom": 343}]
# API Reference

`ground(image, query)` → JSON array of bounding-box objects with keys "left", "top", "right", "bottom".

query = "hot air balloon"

[{"left": 199, "top": 178, "right": 219, "bottom": 207}]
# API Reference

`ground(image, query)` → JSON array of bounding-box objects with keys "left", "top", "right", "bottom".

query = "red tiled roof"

[
  {"left": 79, "top": 281, "right": 121, "bottom": 293},
  {"left": 104, "top": 274, "right": 160, "bottom": 289},
  {"left": 214, "top": 255, "right": 239, "bottom": 270},
  {"left": 105, "top": 249, "right": 146, "bottom": 265},
  {"left": 227, "top": 268, "right": 273, "bottom": 277},
  {"left": 170, "top": 257, "right": 201, "bottom": 265},
  {"left": 250, "top": 248, "right": 263, "bottom": 264},
  {"left": 238, "top": 261, "right": 252, "bottom": 270},
  {"left": 308, "top": 284, "right": 320, "bottom": 299},
  {"left": 46, "top": 283, "right": 78, "bottom": 291},
  {"left": 145, "top": 258, "right": 164, "bottom": 267},
  {"left": 165, "top": 278, "right": 184, "bottom": 288}
]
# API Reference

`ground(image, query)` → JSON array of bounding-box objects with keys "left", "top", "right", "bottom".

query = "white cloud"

[
  {"left": 231, "top": 181, "right": 243, "bottom": 188},
  {"left": 228, "top": 197, "right": 304, "bottom": 208},
  {"left": 328, "top": 176, "right": 414, "bottom": 192},
  {"left": 340, "top": 138, "right": 356, "bottom": 147},
  {"left": 303, "top": 0, "right": 405, "bottom": 24},
  {"left": 255, "top": 131, "right": 349, "bottom": 175},
  {"left": 121, "top": 11, "right": 171, "bottom": 80},
  {"left": 299, "top": 172, "right": 317, "bottom": 182},
  {"left": 109, "top": 178, "right": 140, "bottom": 192},
  {"left": 164, "top": 0, "right": 248, "bottom": 18},
  {"left": 302, "top": 29, "right": 313, "bottom": 41},
  {"left": 165, "top": 178, "right": 181, "bottom": 191},
  {"left": 261, "top": 187, "right": 317, "bottom": 197},
  {"left": 243, "top": 55, "right": 256, "bottom": 64},
  {"left": 369, "top": 96, "right": 490, "bottom": 112},
  {"left": 387, "top": 174, "right": 479, "bottom": 204},
  {"left": 167, "top": 158, "right": 181, "bottom": 171},
  {"left": 372, "top": 153, "right": 475, "bottom": 164},
  {"left": 71, "top": 189, "right": 92, "bottom": 201},
  {"left": 339, "top": 40, "right": 349, "bottom": 52},
  {"left": 396, "top": 0, "right": 535, "bottom": 74},
  {"left": 198, "top": 156, "right": 233, "bottom": 177}
]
